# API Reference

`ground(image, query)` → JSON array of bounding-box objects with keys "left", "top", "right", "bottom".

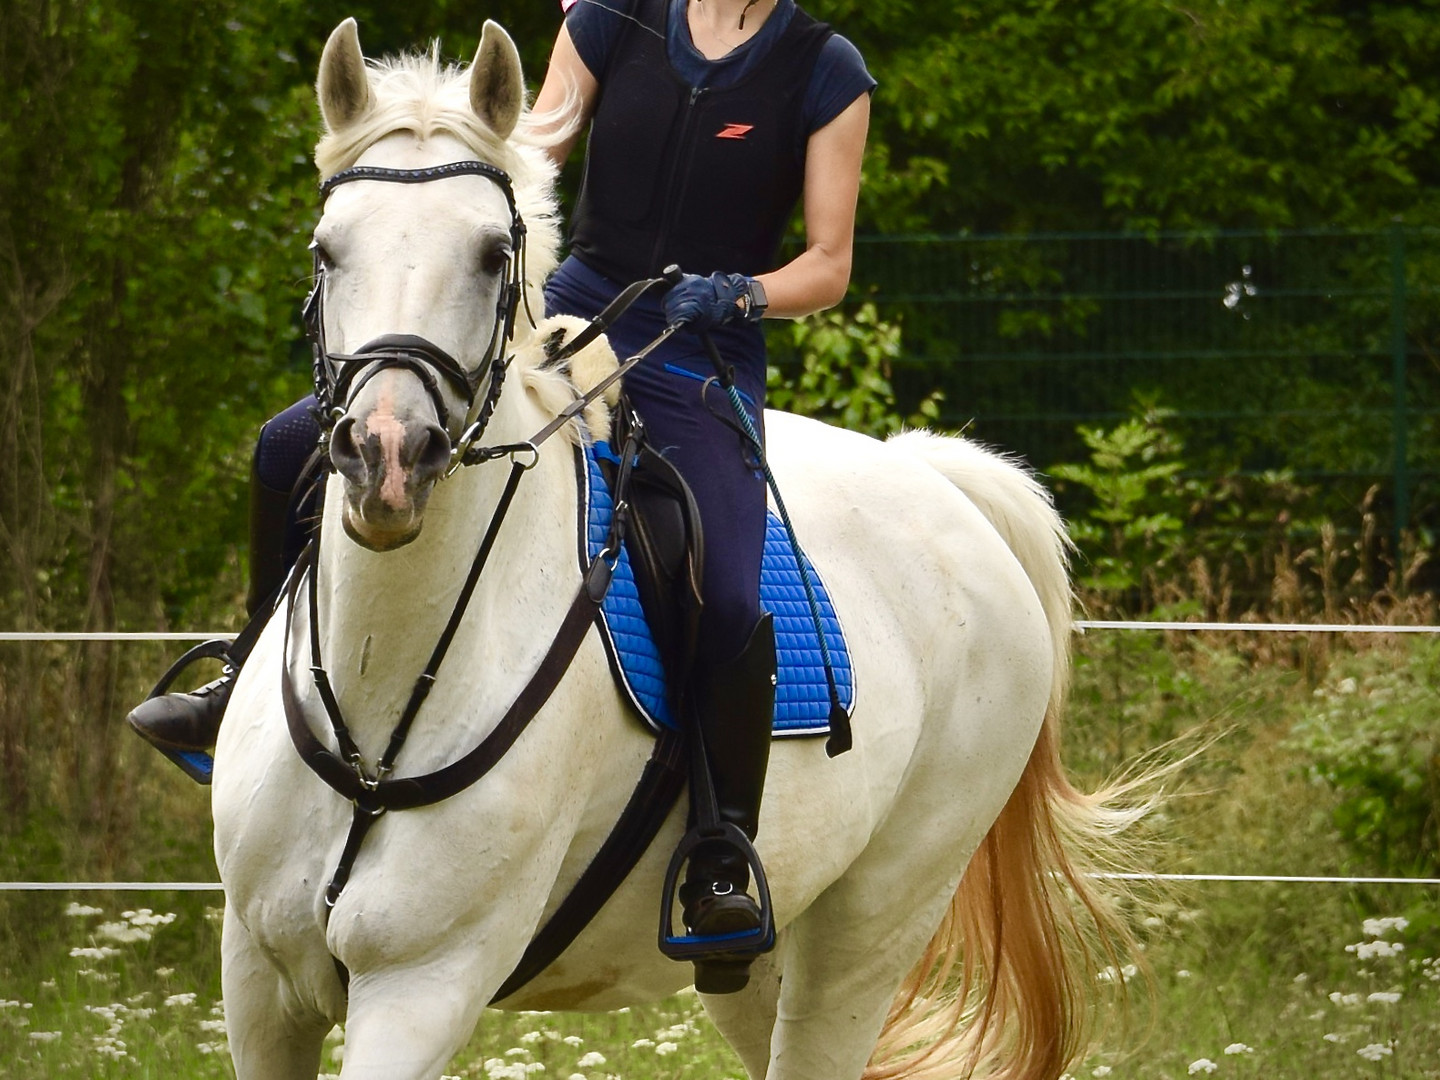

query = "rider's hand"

[{"left": 663, "top": 271, "right": 766, "bottom": 330}]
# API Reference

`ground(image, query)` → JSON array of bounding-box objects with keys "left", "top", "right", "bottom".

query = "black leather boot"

[
  {"left": 677, "top": 614, "right": 776, "bottom": 991},
  {"left": 127, "top": 452, "right": 298, "bottom": 781}
]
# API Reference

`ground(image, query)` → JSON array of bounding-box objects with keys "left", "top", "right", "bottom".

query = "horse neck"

[{"left": 311, "top": 431, "right": 581, "bottom": 753}]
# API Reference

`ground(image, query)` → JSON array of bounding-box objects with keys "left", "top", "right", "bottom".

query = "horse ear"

[
  {"left": 318, "top": 18, "right": 374, "bottom": 132},
  {"left": 470, "top": 20, "right": 524, "bottom": 141}
]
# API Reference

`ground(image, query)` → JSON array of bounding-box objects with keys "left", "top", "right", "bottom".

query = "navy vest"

[{"left": 569, "top": 0, "right": 833, "bottom": 282}]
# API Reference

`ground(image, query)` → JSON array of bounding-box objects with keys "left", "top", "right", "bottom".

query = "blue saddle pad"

[{"left": 583, "top": 442, "right": 854, "bottom": 737}]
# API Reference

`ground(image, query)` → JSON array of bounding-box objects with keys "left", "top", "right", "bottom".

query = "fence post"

[{"left": 1390, "top": 223, "right": 1409, "bottom": 552}]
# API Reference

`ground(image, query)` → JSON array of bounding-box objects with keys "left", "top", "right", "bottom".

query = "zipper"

[{"left": 647, "top": 85, "right": 708, "bottom": 275}]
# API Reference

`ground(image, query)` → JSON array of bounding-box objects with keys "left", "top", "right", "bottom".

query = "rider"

[
  {"left": 128, "top": 0, "right": 871, "bottom": 978},
  {"left": 531, "top": 0, "right": 871, "bottom": 961}
]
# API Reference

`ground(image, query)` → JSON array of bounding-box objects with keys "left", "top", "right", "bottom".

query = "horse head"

[{"left": 308, "top": 18, "right": 559, "bottom": 550}]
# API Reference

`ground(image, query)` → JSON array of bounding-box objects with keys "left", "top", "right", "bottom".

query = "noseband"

[{"left": 302, "top": 160, "right": 531, "bottom": 464}]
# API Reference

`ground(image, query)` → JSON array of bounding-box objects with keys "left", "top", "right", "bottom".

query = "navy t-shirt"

[{"left": 565, "top": 0, "right": 875, "bottom": 137}]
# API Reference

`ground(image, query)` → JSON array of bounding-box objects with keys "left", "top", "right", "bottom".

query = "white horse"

[{"left": 212, "top": 18, "right": 1144, "bottom": 1080}]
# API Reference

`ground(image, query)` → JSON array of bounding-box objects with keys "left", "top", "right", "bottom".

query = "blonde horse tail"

[{"left": 870, "top": 431, "right": 1151, "bottom": 1080}]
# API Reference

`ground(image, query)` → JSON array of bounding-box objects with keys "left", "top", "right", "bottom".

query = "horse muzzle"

[{"left": 330, "top": 374, "right": 454, "bottom": 551}]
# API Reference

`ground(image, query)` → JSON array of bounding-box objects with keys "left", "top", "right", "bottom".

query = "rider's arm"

[
  {"left": 531, "top": 23, "right": 600, "bottom": 171},
  {"left": 751, "top": 92, "right": 870, "bottom": 320}
]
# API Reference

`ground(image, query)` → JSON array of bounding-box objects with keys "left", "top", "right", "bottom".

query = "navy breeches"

[
  {"left": 545, "top": 256, "right": 768, "bottom": 671},
  {"left": 254, "top": 395, "right": 322, "bottom": 571}
]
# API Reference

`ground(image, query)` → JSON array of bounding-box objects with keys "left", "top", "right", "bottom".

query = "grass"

[{"left": 1, "top": 630, "right": 1438, "bottom": 1078}]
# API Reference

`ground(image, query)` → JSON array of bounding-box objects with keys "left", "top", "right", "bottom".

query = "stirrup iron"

[
  {"left": 658, "top": 820, "right": 775, "bottom": 989},
  {"left": 132, "top": 637, "right": 234, "bottom": 785}
]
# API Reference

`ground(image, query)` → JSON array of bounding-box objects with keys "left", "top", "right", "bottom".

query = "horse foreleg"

[
  {"left": 699, "top": 941, "right": 785, "bottom": 1080},
  {"left": 221, "top": 906, "right": 333, "bottom": 1080},
  {"left": 336, "top": 966, "right": 484, "bottom": 1080}
]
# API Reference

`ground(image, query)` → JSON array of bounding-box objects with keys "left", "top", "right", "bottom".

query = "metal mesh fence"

[{"left": 775, "top": 226, "right": 1440, "bottom": 537}]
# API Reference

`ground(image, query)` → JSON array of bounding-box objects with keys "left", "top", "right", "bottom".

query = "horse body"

[{"left": 212, "top": 19, "right": 1136, "bottom": 1080}]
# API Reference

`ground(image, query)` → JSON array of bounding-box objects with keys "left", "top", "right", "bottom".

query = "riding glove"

[{"left": 664, "top": 272, "right": 767, "bottom": 330}]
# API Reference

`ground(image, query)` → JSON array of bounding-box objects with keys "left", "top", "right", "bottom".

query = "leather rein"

[{"left": 287, "top": 159, "right": 683, "bottom": 999}]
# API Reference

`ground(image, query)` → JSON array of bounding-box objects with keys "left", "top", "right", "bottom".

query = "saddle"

[{"left": 590, "top": 402, "right": 707, "bottom": 721}]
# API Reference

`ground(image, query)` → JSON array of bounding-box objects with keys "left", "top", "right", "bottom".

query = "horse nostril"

[
  {"left": 330, "top": 416, "right": 367, "bottom": 483},
  {"left": 412, "top": 422, "right": 453, "bottom": 482}
]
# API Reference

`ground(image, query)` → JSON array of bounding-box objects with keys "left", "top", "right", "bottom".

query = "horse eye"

[
  {"left": 311, "top": 240, "right": 336, "bottom": 270},
  {"left": 480, "top": 243, "right": 512, "bottom": 278}
]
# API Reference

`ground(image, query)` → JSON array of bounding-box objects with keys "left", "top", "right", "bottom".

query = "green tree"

[{"left": 836, "top": 0, "right": 1440, "bottom": 234}]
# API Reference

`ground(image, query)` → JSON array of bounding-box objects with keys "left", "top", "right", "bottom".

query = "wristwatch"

[{"left": 739, "top": 277, "right": 768, "bottom": 322}]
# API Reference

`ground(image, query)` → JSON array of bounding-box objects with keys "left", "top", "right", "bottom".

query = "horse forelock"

[{"left": 312, "top": 49, "right": 562, "bottom": 330}]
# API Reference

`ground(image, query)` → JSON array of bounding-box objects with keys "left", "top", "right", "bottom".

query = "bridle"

[{"left": 301, "top": 160, "right": 531, "bottom": 466}]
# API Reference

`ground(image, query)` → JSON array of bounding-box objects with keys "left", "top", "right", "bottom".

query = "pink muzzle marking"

[{"left": 364, "top": 382, "right": 412, "bottom": 511}]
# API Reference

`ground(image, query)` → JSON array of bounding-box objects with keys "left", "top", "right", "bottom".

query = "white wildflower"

[
  {"left": 576, "top": 1051, "right": 607, "bottom": 1068},
  {"left": 631, "top": 1038, "right": 655, "bottom": 1049},
  {"left": 1188, "top": 1059, "right": 1218, "bottom": 1075},
  {"left": 1223, "top": 1043, "right": 1253, "bottom": 1055},
  {"left": 1361, "top": 917, "right": 1408, "bottom": 937},
  {"left": 1092, "top": 1067, "right": 1112, "bottom": 1077},
  {"left": 1347, "top": 940, "right": 1404, "bottom": 960},
  {"left": 1366, "top": 991, "right": 1401, "bottom": 1004},
  {"left": 97, "top": 921, "right": 152, "bottom": 944},
  {"left": 1356, "top": 1043, "right": 1394, "bottom": 1062},
  {"left": 655, "top": 1042, "right": 679, "bottom": 1056},
  {"left": 69, "top": 946, "right": 120, "bottom": 961},
  {"left": 1329, "top": 992, "right": 1363, "bottom": 1007},
  {"left": 28, "top": 1031, "right": 62, "bottom": 1042},
  {"left": 122, "top": 908, "right": 177, "bottom": 928},
  {"left": 562, "top": 1035, "right": 583, "bottom": 1046},
  {"left": 164, "top": 992, "right": 198, "bottom": 1007},
  {"left": 64, "top": 902, "right": 104, "bottom": 918},
  {"left": 1323, "top": 1033, "right": 1344, "bottom": 1043}
]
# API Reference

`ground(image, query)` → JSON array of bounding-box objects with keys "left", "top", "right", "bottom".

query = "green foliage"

[
  {"left": 838, "top": 0, "right": 1440, "bottom": 234},
  {"left": 766, "top": 303, "right": 941, "bottom": 437},
  {"left": 1289, "top": 643, "right": 1440, "bottom": 876},
  {"left": 1049, "top": 399, "right": 1188, "bottom": 596}
]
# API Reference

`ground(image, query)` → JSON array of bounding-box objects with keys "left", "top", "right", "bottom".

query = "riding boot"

[
  {"left": 678, "top": 614, "right": 776, "bottom": 988},
  {"left": 126, "top": 453, "right": 297, "bottom": 776}
]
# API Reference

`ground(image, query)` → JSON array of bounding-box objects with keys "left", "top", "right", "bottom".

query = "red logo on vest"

[{"left": 716, "top": 123, "right": 755, "bottom": 140}]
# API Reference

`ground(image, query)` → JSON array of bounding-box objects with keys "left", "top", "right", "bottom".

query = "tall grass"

[{"left": 2, "top": 627, "right": 1437, "bottom": 1078}]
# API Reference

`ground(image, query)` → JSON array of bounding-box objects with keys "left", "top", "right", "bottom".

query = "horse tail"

[{"left": 868, "top": 431, "right": 1151, "bottom": 1080}]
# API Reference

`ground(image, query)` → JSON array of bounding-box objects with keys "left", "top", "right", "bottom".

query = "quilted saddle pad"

[{"left": 583, "top": 442, "right": 854, "bottom": 737}]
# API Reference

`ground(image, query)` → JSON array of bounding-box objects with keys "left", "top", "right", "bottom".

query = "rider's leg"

[
  {"left": 680, "top": 612, "right": 775, "bottom": 935},
  {"left": 622, "top": 348, "right": 774, "bottom": 941},
  {"left": 127, "top": 398, "right": 320, "bottom": 758}
]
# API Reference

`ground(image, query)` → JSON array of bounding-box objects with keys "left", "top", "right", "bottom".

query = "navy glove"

[{"left": 663, "top": 271, "right": 766, "bottom": 330}]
